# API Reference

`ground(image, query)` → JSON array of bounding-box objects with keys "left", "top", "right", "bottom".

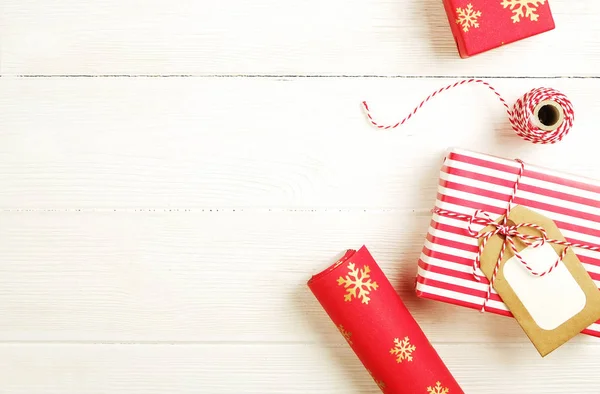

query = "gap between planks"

[
  {"left": 0, "top": 341, "right": 596, "bottom": 347},
  {"left": 0, "top": 208, "right": 430, "bottom": 213},
  {"left": 1, "top": 75, "right": 599, "bottom": 79}
]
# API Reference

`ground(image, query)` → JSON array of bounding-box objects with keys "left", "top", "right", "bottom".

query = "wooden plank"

[
  {"left": 0, "top": 342, "right": 598, "bottom": 393},
  {"left": 1, "top": 1, "right": 598, "bottom": 76},
  {"left": 0, "top": 209, "right": 596, "bottom": 344},
  {"left": 0, "top": 77, "right": 598, "bottom": 209}
]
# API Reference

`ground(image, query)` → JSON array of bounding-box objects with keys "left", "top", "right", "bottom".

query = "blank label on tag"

[{"left": 503, "top": 243, "right": 587, "bottom": 331}]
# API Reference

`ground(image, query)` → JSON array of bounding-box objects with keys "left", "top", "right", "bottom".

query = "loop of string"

[
  {"left": 432, "top": 160, "right": 600, "bottom": 312},
  {"left": 362, "top": 79, "right": 575, "bottom": 145}
]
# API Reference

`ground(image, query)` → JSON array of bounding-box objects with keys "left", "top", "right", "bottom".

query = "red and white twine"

[
  {"left": 433, "top": 160, "right": 600, "bottom": 312},
  {"left": 362, "top": 79, "right": 575, "bottom": 144}
]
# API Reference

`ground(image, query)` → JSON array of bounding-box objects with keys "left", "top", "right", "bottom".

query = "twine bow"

[{"left": 433, "top": 160, "right": 600, "bottom": 312}]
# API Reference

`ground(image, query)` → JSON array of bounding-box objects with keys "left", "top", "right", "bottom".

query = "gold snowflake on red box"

[
  {"left": 456, "top": 3, "right": 482, "bottom": 32},
  {"left": 501, "top": 0, "right": 547, "bottom": 23},
  {"left": 442, "top": 0, "right": 555, "bottom": 57}
]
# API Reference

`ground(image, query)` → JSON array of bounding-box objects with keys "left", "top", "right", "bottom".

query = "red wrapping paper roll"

[{"left": 308, "top": 246, "right": 464, "bottom": 394}]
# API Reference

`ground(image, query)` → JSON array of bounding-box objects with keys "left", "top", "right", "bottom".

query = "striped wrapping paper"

[{"left": 415, "top": 148, "right": 600, "bottom": 337}]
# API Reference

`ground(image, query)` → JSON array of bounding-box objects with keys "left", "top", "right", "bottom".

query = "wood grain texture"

[
  {"left": 1, "top": 77, "right": 600, "bottom": 209},
  {"left": 0, "top": 343, "right": 598, "bottom": 394},
  {"left": 1, "top": 0, "right": 599, "bottom": 76},
  {"left": 0, "top": 210, "right": 537, "bottom": 344},
  {"left": 3, "top": 0, "right": 600, "bottom": 391},
  {"left": 1, "top": 209, "right": 600, "bottom": 347},
  {"left": 0, "top": 76, "right": 599, "bottom": 390}
]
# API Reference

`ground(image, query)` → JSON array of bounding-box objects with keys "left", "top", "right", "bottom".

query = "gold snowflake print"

[
  {"left": 337, "top": 324, "right": 353, "bottom": 345},
  {"left": 427, "top": 381, "right": 450, "bottom": 394},
  {"left": 389, "top": 336, "right": 416, "bottom": 363},
  {"left": 337, "top": 262, "right": 379, "bottom": 304},
  {"left": 367, "top": 369, "right": 386, "bottom": 390},
  {"left": 501, "top": 0, "right": 546, "bottom": 23},
  {"left": 455, "top": 3, "right": 482, "bottom": 32}
]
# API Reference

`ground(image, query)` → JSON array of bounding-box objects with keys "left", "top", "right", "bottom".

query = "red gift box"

[
  {"left": 309, "top": 246, "right": 463, "bottom": 393},
  {"left": 442, "top": 0, "right": 555, "bottom": 57},
  {"left": 416, "top": 148, "right": 600, "bottom": 338}
]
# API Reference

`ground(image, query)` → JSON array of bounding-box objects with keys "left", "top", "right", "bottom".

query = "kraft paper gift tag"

[{"left": 479, "top": 205, "right": 600, "bottom": 357}]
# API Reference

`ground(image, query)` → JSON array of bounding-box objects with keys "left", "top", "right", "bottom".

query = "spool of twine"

[{"left": 362, "top": 79, "right": 575, "bottom": 145}]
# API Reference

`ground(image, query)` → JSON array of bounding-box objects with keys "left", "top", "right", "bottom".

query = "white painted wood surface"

[
  {"left": 2, "top": 0, "right": 600, "bottom": 76},
  {"left": 1, "top": 0, "right": 600, "bottom": 393}
]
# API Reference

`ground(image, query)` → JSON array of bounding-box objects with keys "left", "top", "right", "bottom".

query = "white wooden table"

[{"left": 1, "top": 1, "right": 599, "bottom": 393}]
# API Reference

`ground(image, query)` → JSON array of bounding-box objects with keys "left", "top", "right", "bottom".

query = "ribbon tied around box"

[{"left": 433, "top": 159, "right": 600, "bottom": 356}]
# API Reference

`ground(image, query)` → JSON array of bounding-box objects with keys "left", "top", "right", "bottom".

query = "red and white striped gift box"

[{"left": 415, "top": 148, "right": 600, "bottom": 337}]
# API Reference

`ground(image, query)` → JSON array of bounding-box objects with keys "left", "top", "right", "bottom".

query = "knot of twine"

[
  {"left": 362, "top": 79, "right": 575, "bottom": 145},
  {"left": 433, "top": 160, "right": 600, "bottom": 312}
]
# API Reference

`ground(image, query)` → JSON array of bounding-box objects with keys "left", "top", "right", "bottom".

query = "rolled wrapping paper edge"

[
  {"left": 307, "top": 246, "right": 465, "bottom": 394},
  {"left": 307, "top": 248, "right": 357, "bottom": 286}
]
